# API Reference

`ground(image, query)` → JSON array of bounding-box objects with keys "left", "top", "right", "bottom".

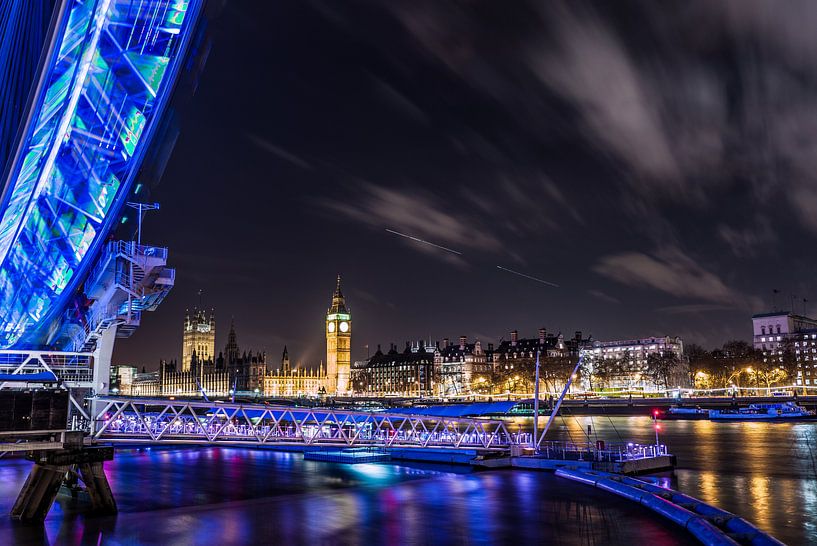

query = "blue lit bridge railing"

[{"left": 91, "top": 397, "right": 515, "bottom": 450}]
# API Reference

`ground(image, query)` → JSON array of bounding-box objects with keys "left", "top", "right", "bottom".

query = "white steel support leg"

[
  {"left": 90, "top": 327, "right": 117, "bottom": 435},
  {"left": 92, "top": 326, "right": 117, "bottom": 395}
]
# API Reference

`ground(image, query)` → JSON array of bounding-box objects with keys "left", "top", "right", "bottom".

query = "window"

[
  {"left": 777, "top": 325, "right": 781, "bottom": 334},
  {"left": 761, "top": 326, "right": 766, "bottom": 335}
]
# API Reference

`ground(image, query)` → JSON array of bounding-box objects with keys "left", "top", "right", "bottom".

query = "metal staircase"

[{"left": 62, "top": 241, "right": 174, "bottom": 352}]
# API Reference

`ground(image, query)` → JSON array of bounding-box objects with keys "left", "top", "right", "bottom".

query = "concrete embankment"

[{"left": 555, "top": 468, "right": 784, "bottom": 546}]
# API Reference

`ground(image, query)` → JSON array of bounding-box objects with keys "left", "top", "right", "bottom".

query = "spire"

[
  {"left": 328, "top": 275, "right": 348, "bottom": 314},
  {"left": 282, "top": 345, "right": 291, "bottom": 374},
  {"left": 225, "top": 320, "right": 239, "bottom": 364}
]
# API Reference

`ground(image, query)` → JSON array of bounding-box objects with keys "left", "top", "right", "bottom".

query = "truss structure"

[{"left": 91, "top": 397, "right": 516, "bottom": 450}]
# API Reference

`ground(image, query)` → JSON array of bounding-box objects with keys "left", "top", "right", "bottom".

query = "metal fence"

[{"left": 536, "top": 440, "right": 670, "bottom": 462}]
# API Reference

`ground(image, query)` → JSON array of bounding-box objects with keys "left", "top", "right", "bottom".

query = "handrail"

[{"left": 86, "top": 241, "right": 169, "bottom": 290}]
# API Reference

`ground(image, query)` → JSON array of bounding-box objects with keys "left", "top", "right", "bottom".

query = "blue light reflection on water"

[{"left": 0, "top": 445, "right": 687, "bottom": 546}]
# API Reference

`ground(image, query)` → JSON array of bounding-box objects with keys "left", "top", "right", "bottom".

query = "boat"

[
  {"left": 709, "top": 402, "right": 816, "bottom": 421},
  {"left": 657, "top": 406, "right": 709, "bottom": 420}
]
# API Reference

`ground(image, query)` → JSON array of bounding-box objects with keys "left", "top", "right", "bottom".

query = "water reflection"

[
  {"left": 516, "top": 414, "right": 817, "bottom": 544},
  {"left": 0, "top": 446, "right": 686, "bottom": 545}
]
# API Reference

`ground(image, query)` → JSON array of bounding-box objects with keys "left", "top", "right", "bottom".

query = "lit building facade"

[
  {"left": 325, "top": 276, "right": 351, "bottom": 395},
  {"left": 434, "top": 336, "right": 490, "bottom": 396},
  {"left": 263, "top": 346, "right": 327, "bottom": 397},
  {"left": 182, "top": 308, "right": 215, "bottom": 372},
  {"left": 136, "top": 278, "right": 353, "bottom": 399},
  {"left": 580, "top": 336, "right": 687, "bottom": 391},
  {"left": 492, "top": 329, "right": 592, "bottom": 393},
  {"left": 753, "top": 311, "right": 817, "bottom": 387},
  {"left": 157, "top": 317, "right": 263, "bottom": 397},
  {"left": 130, "top": 371, "right": 160, "bottom": 397},
  {"left": 491, "top": 329, "right": 590, "bottom": 362},
  {"left": 351, "top": 342, "right": 434, "bottom": 397}
]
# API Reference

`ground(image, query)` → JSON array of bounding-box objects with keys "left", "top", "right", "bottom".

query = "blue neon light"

[{"left": 0, "top": 0, "right": 203, "bottom": 348}]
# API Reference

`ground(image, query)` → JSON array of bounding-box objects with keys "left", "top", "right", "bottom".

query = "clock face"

[
  {"left": 339, "top": 321, "right": 349, "bottom": 332},
  {"left": 327, "top": 322, "right": 335, "bottom": 333}
]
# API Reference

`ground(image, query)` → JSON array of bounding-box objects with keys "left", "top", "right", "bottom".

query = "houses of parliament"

[{"left": 130, "top": 277, "right": 351, "bottom": 398}]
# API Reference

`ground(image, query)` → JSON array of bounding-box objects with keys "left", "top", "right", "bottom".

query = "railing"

[
  {"left": 91, "top": 397, "right": 514, "bottom": 450},
  {"left": 155, "top": 268, "right": 175, "bottom": 285},
  {"left": 86, "top": 241, "right": 168, "bottom": 292},
  {"left": 0, "top": 350, "right": 93, "bottom": 386},
  {"left": 535, "top": 440, "right": 670, "bottom": 462}
]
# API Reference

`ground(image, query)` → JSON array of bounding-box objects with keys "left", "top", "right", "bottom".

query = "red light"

[
  {"left": 653, "top": 410, "right": 660, "bottom": 417},
  {"left": 655, "top": 424, "right": 661, "bottom": 431}
]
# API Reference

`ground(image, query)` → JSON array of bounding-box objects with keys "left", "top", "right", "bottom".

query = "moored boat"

[
  {"left": 657, "top": 406, "right": 709, "bottom": 420},
  {"left": 709, "top": 402, "right": 815, "bottom": 421}
]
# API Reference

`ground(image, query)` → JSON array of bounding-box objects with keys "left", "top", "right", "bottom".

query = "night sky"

[{"left": 114, "top": 1, "right": 817, "bottom": 370}]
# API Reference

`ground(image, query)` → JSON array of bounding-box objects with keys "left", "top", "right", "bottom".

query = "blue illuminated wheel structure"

[{"left": 0, "top": 0, "right": 204, "bottom": 348}]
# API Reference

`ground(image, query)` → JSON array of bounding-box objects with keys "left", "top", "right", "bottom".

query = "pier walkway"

[{"left": 91, "top": 397, "right": 515, "bottom": 450}]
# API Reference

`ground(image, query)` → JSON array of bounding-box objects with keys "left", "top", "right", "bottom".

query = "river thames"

[{"left": 0, "top": 417, "right": 813, "bottom": 545}]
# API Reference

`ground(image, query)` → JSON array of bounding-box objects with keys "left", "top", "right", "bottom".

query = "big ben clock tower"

[{"left": 326, "top": 275, "right": 351, "bottom": 395}]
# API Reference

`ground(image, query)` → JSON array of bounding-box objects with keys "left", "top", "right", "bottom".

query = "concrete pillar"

[
  {"left": 78, "top": 462, "right": 117, "bottom": 514},
  {"left": 11, "top": 464, "right": 70, "bottom": 522}
]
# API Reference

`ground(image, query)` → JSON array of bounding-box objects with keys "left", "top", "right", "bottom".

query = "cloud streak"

[
  {"left": 320, "top": 182, "right": 504, "bottom": 267},
  {"left": 593, "top": 247, "right": 761, "bottom": 309},
  {"left": 246, "top": 134, "right": 313, "bottom": 170}
]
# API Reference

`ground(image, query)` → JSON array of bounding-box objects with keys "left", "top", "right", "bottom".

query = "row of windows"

[{"left": 760, "top": 325, "right": 782, "bottom": 335}]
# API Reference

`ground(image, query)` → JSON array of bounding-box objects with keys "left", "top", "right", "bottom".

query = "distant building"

[
  {"left": 130, "top": 370, "right": 160, "bottom": 396},
  {"left": 752, "top": 311, "right": 817, "bottom": 387},
  {"left": 220, "top": 321, "right": 266, "bottom": 392},
  {"left": 434, "top": 336, "right": 490, "bottom": 396},
  {"left": 351, "top": 342, "right": 434, "bottom": 397},
  {"left": 263, "top": 346, "right": 327, "bottom": 397},
  {"left": 580, "top": 336, "right": 687, "bottom": 391},
  {"left": 182, "top": 308, "right": 215, "bottom": 372},
  {"left": 160, "top": 318, "right": 263, "bottom": 397},
  {"left": 139, "top": 277, "right": 353, "bottom": 398},
  {"left": 111, "top": 365, "right": 137, "bottom": 395},
  {"left": 492, "top": 329, "right": 592, "bottom": 393},
  {"left": 160, "top": 356, "right": 231, "bottom": 397}
]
